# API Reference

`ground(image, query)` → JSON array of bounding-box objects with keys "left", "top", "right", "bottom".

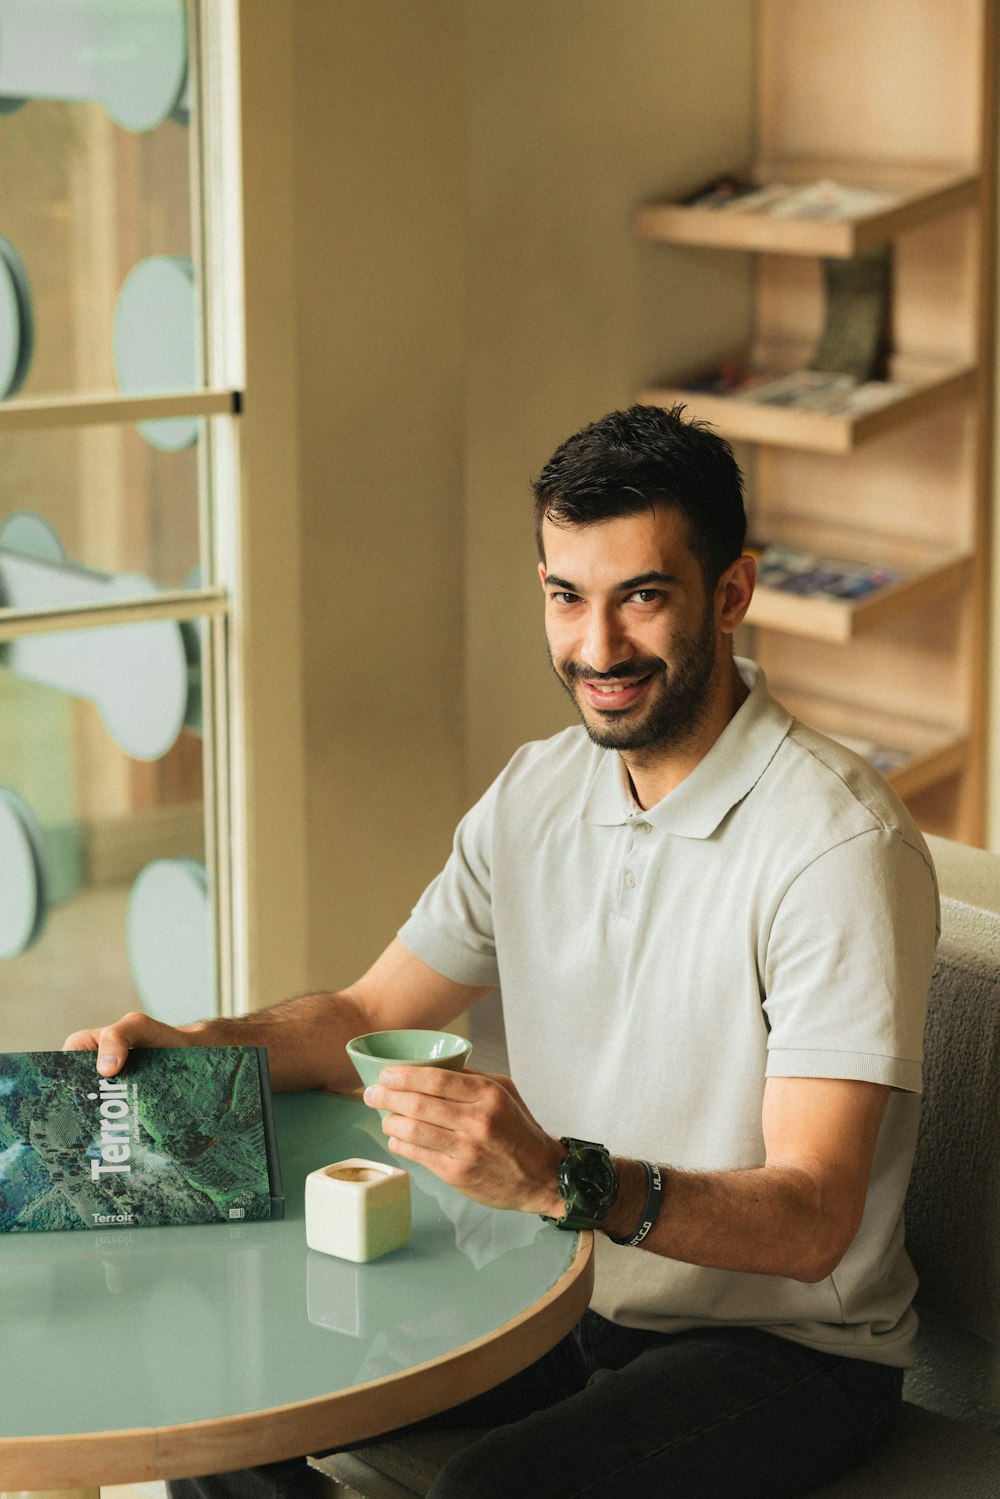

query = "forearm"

[
  {"left": 603, "top": 1158, "right": 848, "bottom": 1284},
  {"left": 364, "top": 1073, "right": 846, "bottom": 1276},
  {"left": 67, "top": 940, "right": 485, "bottom": 1092},
  {"left": 371, "top": 1072, "right": 881, "bottom": 1281},
  {"left": 182, "top": 989, "right": 370, "bottom": 1093}
]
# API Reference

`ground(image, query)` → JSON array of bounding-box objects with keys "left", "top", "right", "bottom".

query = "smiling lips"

[{"left": 579, "top": 674, "right": 652, "bottom": 711}]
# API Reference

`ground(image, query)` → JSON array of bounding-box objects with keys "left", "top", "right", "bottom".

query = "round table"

[{"left": 0, "top": 1091, "right": 593, "bottom": 1491}]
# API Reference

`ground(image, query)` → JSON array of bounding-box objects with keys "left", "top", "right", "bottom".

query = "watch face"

[
  {"left": 574, "top": 1148, "right": 616, "bottom": 1198},
  {"left": 559, "top": 1142, "right": 617, "bottom": 1225}
]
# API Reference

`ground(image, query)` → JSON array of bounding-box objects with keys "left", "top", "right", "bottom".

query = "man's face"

[{"left": 539, "top": 506, "right": 724, "bottom": 754}]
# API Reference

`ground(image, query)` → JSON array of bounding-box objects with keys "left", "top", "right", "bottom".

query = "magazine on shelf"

[
  {"left": 682, "top": 363, "right": 910, "bottom": 415},
  {"left": 680, "top": 174, "right": 899, "bottom": 221},
  {"left": 0, "top": 1045, "right": 284, "bottom": 1233},
  {"left": 728, "top": 369, "right": 910, "bottom": 415},
  {"left": 812, "top": 245, "right": 893, "bottom": 383},
  {"left": 752, "top": 543, "right": 901, "bottom": 602}
]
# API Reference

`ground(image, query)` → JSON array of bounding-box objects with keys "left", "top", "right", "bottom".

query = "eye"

[
  {"left": 629, "top": 589, "right": 664, "bottom": 605},
  {"left": 548, "top": 590, "right": 581, "bottom": 606}
]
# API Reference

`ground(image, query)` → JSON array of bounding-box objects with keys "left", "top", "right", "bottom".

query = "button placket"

[{"left": 622, "top": 816, "right": 656, "bottom": 901}]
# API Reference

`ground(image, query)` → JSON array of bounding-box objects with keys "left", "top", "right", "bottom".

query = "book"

[{"left": 0, "top": 1045, "right": 284, "bottom": 1233}]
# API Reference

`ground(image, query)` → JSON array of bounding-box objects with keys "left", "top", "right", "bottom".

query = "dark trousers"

[{"left": 168, "top": 1312, "right": 904, "bottom": 1499}]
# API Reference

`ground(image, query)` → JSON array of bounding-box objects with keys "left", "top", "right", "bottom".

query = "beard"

[{"left": 550, "top": 601, "right": 719, "bottom": 754}]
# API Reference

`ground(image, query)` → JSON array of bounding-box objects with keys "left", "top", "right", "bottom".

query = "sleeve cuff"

[
  {"left": 397, "top": 916, "right": 500, "bottom": 989},
  {"left": 766, "top": 1047, "right": 922, "bottom": 1094}
]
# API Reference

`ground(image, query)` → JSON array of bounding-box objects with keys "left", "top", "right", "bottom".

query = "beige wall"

[
  {"left": 462, "top": 0, "right": 756, "bottom": 798},
  {"left": 991, "top": 98, "right": 1000, "bottom": 852},
  {"left": 238, "top": 4, "right": 312, "bottom": 1010},
  {"left": 241, "top": 0, "right": 754, "bottom": 995},
  {"left": 289, "top": 2, "right": 469, "bottom": 991}
]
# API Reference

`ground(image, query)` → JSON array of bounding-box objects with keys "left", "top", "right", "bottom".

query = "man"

[{"left": 67, "top": 404, "right": 938, "bottom": 1498}]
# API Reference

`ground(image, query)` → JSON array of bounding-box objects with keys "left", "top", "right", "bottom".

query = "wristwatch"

[{"left": 541, "top": 1137, "right": 619, "bottom": 1231}]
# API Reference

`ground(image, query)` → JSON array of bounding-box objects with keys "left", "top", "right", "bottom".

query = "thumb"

[{"left": 95, "top": 1023, "right": 133, "bottom": 1077}]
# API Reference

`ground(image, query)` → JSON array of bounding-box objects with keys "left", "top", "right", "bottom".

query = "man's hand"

[
  {"left": 363, "top": 1067, "right": 566, "bottom": 1217},
  {"left": 63, "top": 1011, "right": 197, "bottom": 1077}
]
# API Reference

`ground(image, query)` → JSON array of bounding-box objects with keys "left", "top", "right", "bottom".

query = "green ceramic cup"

[{"left": 346, "top": 1029, "right": 472, "bottom": 1099}]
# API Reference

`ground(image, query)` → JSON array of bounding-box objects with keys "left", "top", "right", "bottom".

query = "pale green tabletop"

[{"left": 0, "top": 1091, "right": 592, "bottom": 1491}]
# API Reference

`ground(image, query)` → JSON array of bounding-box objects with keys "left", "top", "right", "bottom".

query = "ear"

[
  {"left": 538, "top": 561, "right": 548, "bottom": 591},
  {"left": 717, "top": 553, "right": 756, "bottom": 635}
]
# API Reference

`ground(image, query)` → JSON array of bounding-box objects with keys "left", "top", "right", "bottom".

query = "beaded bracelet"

[{"left": 607, "top": 1160, "right": 664, "bottom": 1247}]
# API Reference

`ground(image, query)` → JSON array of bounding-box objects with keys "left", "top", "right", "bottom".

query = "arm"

[
  {"left": 63, "top": 938, "right": 490, "bottom": 1093},
  {"left": 601, "top": 1075, "right": 889, "bottom": 1281},
  {"left": 363, "top": 1070, "right": 889, "bottom": 1283}
]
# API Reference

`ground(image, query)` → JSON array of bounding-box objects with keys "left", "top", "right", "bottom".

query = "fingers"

[
  {"left": 364, "top": 1064, "right": 563, "bottom": 1214},
  {"left": 384, "top": 1132, "right": 470, "bottom": 1185},
  {"left": 62, "top": 1012, "right": 193, "bottom": 1076},
  {"left": 377, "top": 1090, "right": 498, "bottom": 1192},
  {"left": 364, "top": 1065, "right": 505, "bottom": 1130},
  {"left": 364, "top": 1068, "right": 504, "bottom": 1164},
  {"left": 447, "top": 1067, "right": 531, "bottom": 1115},
  {"left": 375, "top": 1064, "right": 493, "bottom": 1101},
  {"left": 383, "top": 1111, "right": 462, "bottom": 1157},
  {"left": 62, "top": 1028, "right": 102, "bottom": 1052},
  {"left": 364, "top": 1085, "right": 474, "bottom": 1144}
]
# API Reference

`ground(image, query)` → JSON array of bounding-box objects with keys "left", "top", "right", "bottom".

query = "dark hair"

[{"left": 532, "top": 403, "right": 747, "bottom": 587}]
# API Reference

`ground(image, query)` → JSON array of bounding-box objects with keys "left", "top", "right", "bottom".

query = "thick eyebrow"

[{"left": 543, "top": 570, "right": 679, "bottom": 594}]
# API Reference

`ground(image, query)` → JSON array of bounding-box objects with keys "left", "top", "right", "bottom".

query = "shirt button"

[
  {"left": 624, "top": 871, "right": 637, "bottom": 890},
  {"left": 634, "top": 821, "right": 652, "bottom": 834}
]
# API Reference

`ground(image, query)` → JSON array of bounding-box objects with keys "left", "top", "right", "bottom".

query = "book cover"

[
  {"left": 0, "top": 1045, "right": 284, "bottom": 1232},
  {"left": 811, "top": 244, "right": 893, "bottom": 384}
]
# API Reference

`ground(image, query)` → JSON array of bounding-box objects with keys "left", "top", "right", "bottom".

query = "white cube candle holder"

[{"left": 305, "top": 1157, "right": 411, "bottom": 1263}]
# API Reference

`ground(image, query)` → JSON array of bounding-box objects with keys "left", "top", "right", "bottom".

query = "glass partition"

[
  {"left": 0, "top": 0, "right": 196, "bottom": 404},
  {"left": 0, "top": 424, "right": 200, "bottom": 591},
  {"left": 0, "top": 626, "right": 214, "bottom": 1052},
  {"left": 0, "top": 2, "right": 242, "bottom": 1045}
]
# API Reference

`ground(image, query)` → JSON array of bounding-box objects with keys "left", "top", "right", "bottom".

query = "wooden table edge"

[{"left": 0, "top": 1232, "right": 594, "bottom": 1489}]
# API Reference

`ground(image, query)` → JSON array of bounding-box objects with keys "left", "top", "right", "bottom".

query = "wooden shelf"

[
  {"left": 632, "top": 2, "right": 995, "bottom": 842},
  {"left": 635, "top": 159, "right": 979, "bottom": 258},
  {"left": 640, "top": 354, "right": 975, "bottom": 454},
  {"left": 775, "top": 686, "right": 967, "bottom": 801},
  {"left": 747, "top": 519, "right": 971, "bottom": 643}
]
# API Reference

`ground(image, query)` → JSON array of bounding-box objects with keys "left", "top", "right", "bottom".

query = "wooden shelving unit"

[
  {"left": 635, "top": 0, "right": 996, "bottom": 843},
  {"left": 635, "top": 161, "right": 978, "bottom": 259},
  {"left": 745, "top": 518, "right": 971, "bottom": 644},
  {"left": 774, "top": 688, "right": 968, "bottom": 803},
  {"left": 640, "top": 355, "right": 974, "bottom": 455}
]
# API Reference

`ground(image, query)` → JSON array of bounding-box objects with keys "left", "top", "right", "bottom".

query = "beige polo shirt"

[{"left": 398, "top": 660, "right": 939, "bottom": 1365}]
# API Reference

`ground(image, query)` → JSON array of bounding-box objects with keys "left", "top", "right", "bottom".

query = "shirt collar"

[{"left": 579, "top": 659, "right": 791, "bottom": 838}]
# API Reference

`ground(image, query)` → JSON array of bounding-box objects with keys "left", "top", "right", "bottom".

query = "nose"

[{"left": 580, "top": 603, "right": 631, "bottom": 674}]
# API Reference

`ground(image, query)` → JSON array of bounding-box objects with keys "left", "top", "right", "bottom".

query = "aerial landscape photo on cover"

[{"left": 0, "top": 1047, "right": 275, "bottom": 1232}]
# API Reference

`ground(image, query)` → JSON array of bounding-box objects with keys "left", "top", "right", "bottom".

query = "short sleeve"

[
  {"left": 762, "top": 830, "right": 939, "bottom": 1092},
  {"left": 397, "top": 784, "right": 501, "bottom": 988}
]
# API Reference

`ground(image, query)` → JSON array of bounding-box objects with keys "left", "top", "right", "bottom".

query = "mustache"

[{"left": 562, "top": 657, "right": 666, "bottom": 683}]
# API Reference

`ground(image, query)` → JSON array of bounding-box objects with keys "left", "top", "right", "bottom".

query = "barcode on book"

[{"left": 229, "top": 1208, "right": 246, "bottom": 1219}]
